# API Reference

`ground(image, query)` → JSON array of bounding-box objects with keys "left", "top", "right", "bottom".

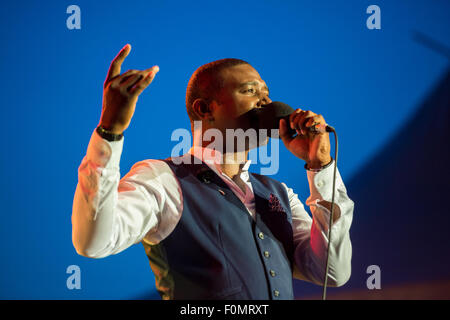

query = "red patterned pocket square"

[{"left": 268, "top": 193, "right": 286, "bottom": 213}]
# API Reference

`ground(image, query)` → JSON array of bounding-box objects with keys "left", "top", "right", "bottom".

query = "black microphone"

[{"left": 242, "top": 101, "right": 334, "bottom": 137}]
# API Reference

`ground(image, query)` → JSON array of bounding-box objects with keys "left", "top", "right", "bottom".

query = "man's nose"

[{"left": 256, "top": 93, "right": 272, "bottom": 107}]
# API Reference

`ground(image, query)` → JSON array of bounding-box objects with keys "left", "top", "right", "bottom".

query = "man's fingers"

[
  {"left": 279, "top": 118, "right": 293, "bottom": 143},
  {"left": 123, "top": 74, "right": 144, "bottom": 91},
  {"left": 304, "top": 115, "right": 324, "bottom": 129},
  {"left": 291, "top": 110, "right": 316, "bottom": 135},
  {"left": 109, "top": 69, "right": 140, "bottom": 88},
  {"left": 118, "top": 70, "right": 140, "bottom": 84},
  {"left": 105, "top": 44, "right": 131, "bottom": 85},
  {"left": 130, "top": 66, "right": 159, "bottom": 95},
  {"left": 289, "top": 109, "right": 303, "bottom": 130}
]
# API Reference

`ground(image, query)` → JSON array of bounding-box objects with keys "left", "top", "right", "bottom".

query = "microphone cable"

[{"left": 321, "top": 125, "right": 338, "bottom": 300}]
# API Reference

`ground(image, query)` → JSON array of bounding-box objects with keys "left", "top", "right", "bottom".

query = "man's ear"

[{"left": 192, "top": 98, "right": 214, "bottom": 121}]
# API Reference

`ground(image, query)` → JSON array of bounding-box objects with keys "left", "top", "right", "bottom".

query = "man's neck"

[
  {"left": 191, "top": 128, "right": 249, "bottom": 179},
  {"left": 214, "top": 149, "right": 249, "bottom": 179},
  {"left": 219, "top": 158, "right": 247, "bottom": 179},
  {"left": 191, "top": 145, "right": 249, "bottom": 180},
  {"left": 219, "top": 150, "right": 250, "bottom": 195}
]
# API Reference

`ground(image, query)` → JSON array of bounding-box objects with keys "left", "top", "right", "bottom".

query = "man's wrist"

[
  {"left": 96, "top": 125, "right": 124, "bottom": 141},
  {"left": 305, "top": 157, "right": 333, "bottom": 172}
]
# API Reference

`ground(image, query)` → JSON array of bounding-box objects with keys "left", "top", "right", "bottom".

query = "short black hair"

[{"left": 185, "top": 58, "right": 250, "bottom": 123}]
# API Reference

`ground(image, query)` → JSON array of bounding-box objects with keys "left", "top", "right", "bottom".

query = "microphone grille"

[{"left": 258, "top": 101, "right": 295, "bottom": 130}]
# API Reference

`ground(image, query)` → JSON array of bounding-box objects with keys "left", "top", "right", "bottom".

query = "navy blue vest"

[{"left": 141, "top": 157, "right": 295, "bottom": 300}]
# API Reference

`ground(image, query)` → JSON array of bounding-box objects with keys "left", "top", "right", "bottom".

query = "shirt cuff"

[
  {"left": 86, "top": 127, "right": 124, "bottom": 169},
  {"left": 305, "top": 159, "right": 343, "bottom": 203}
]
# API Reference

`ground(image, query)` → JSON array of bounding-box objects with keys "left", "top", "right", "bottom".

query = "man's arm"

[
  {"left": 72, "top": 45, "right": 179, "bottom": 258},
  {"left": 278, "top": 103, "right": 353, "bottom": 286},
  {"left": 72, "top": 129, "right": 183, "bottom": 258},
  {"left": 284, "top": 161, "right": 354, "bottom": 287}
]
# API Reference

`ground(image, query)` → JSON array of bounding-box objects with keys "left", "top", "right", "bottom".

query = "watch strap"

[{"left": 96, "top": 125, "right": 124, "bottom": 141}]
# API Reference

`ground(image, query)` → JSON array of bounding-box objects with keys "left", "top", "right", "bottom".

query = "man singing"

[{"left": 72, "top": 44, "right": 354, "bottom": 300}]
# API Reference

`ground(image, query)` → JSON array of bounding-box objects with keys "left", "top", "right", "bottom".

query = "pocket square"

[{"left": 268, "top": 193, "right": 285, "bottom": 213}]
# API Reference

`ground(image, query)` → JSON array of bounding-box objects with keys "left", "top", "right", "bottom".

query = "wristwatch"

[{"left": 96, "top": 125, "right": 124, "bottom": 141}]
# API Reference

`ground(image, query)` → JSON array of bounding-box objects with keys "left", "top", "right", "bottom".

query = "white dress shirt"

[{"left": 72, "top": 128, "right": 354, "bottom": 287}]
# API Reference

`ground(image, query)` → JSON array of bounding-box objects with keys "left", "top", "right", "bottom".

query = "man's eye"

[{"left": 244, "top": 88, "right": 255, "bottom": 93}]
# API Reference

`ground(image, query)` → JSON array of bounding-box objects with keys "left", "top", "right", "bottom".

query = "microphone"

[
  {"left": 243, "top": 101, "right": 334, "bottom": 136},
  {"left": 241, "top": 101, "right": 333, "bottom": 137}
]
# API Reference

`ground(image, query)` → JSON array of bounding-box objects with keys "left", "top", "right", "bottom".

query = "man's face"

[{"left": 211, "top": 63, "right": 272, "bottom": 132}]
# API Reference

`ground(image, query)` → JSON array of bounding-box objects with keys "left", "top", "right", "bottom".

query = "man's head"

[{"left": 186, "top": 58, "right": 272, "bottom": 136}]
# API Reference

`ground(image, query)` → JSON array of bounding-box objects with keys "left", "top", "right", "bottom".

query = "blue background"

[{"left": 0, "top": 0, "right": 449, "bottom": 299}]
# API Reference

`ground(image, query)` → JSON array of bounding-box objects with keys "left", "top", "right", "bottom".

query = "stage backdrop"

[{"left": 0, "top": 0, "right": 449, "bottom": 299}]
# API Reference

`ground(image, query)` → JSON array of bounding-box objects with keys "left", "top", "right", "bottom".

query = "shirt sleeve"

[
  {"left": 283, "top": 160, "right": 354, "bottom": 287},
  {"left": 71, "top": 128, "right": 183, "bottom": 259}
]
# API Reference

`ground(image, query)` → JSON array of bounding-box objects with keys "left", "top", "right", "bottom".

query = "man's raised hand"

[{"left": 99, "top": 44, "right": 159, "bottom": 134}]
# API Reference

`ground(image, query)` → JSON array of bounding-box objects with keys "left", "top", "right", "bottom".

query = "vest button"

[
  {"left": 270, "top": 270, "right": 276, "bottom": 277},
  {"left": 264, "top": 251, "right": 270, "bottom": 258},
  {"left": 258, "top": 232, "right": 264, "bottom": 240},
  {"left": 273, "top": 290, "right": 280, "bottom": 297}
]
